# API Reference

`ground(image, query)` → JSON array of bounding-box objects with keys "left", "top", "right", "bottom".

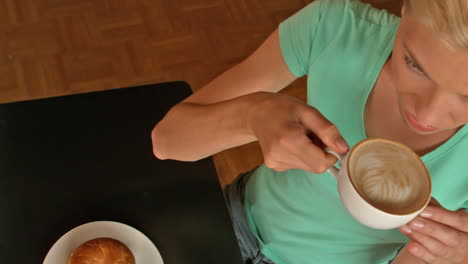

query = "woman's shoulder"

[{"left": 317, "top": 0, "right": 400, "bottom": 26}]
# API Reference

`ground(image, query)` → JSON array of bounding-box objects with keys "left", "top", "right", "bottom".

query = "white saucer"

[{"left": 43, "top": 221, "right": 164, "bottom": 264}]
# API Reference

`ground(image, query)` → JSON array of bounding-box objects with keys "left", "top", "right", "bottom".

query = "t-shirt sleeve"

[
  {"left": 278, "top": 0, "right": 324, "bottom": 77},
  {"left": 278, "top": 0, "right": 346, "bottom": 77}
]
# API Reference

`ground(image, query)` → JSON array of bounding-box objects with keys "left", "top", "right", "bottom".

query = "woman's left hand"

[{"left": 399, "top": 201, "right": 468, "bottom": 264}]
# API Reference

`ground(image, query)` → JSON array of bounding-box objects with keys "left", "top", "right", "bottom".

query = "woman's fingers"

[
  {"left": 407, "top": 240, "right": 438, "bottom": 264},
  {"left": 299, "top": 105, "right": 349, "bottom": 154},
  {"left": 264, "top": 124, "right": 337, "bottom": 174},
  {"left": 253, "top": 94, "right": 347, "bottom": 174},
  {"left": 293, "top": 132, "right": 338, "bottom": 174},
  {"left": 279, "top": 125, "right": 338, "bottom": 174}
]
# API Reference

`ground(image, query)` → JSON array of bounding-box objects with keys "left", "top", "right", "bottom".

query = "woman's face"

[{"left": 390, "top": 8, "right": 468, "bottom": 135}]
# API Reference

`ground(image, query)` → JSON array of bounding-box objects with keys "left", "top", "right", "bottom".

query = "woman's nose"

[{"left": 414, "top": 91, "right": 449, "bottom": 127}]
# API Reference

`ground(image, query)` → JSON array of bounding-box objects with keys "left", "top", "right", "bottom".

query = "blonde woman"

[{"left": 152, "top": 0, "right": 468, "bottom": 263}]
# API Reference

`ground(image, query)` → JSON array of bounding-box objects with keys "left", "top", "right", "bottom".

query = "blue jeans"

[{"left": 224, "top": 170, "right": 275, "bottom": 264}]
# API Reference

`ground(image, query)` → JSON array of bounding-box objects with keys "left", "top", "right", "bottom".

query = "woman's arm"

[
  {"left": 152, "top": 27, "right": 348, "bottom": 174},
  {"left": 151, "top": 29, "right": 298, "bottom": 161}
]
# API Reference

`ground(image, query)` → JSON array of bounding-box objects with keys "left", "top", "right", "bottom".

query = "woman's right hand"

[{"left": 247, "top": 92, "right": 349, "bottom": 174}]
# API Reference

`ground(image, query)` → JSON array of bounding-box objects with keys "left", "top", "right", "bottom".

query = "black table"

[{"left": 0, "top": 82, "right": 243, "bottom": 264}]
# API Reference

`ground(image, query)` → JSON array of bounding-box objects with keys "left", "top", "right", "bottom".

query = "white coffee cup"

[{"left": 326, "top": 138, "right": 432, "bottom": 229}]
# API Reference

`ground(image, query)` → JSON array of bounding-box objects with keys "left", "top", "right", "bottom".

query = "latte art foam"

[
  {"left": 356, "top": 152, "right": 414, "bottom": 205},
  {"left": 349, "top": 140, "right": 430, "bottom": 214}
]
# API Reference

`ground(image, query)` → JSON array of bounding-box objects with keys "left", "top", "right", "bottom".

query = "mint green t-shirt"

[{"left": 244, "top": 0, "right": 468, "bottom": 263}]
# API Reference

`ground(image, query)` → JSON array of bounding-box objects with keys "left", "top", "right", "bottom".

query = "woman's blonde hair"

[{"left": 404, "top": 0, "right": 468, "bottom": 50}]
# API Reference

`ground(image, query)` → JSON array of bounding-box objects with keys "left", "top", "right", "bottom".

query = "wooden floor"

[{"left": 0, "top": 0, "right": 402, "bottom": 187}]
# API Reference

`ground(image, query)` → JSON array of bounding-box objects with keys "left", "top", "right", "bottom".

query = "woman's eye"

[{"left": 404, "top": 56, "right": 423, "bottom": 73}]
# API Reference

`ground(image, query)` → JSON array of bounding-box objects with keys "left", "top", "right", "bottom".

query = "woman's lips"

[{"left": 405, "top": 113, "right": 439, "bottom": 132}]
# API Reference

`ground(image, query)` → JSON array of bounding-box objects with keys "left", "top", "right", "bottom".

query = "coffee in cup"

[{"left": 326, "top": 138, "right": 432, "bottom": 229}]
